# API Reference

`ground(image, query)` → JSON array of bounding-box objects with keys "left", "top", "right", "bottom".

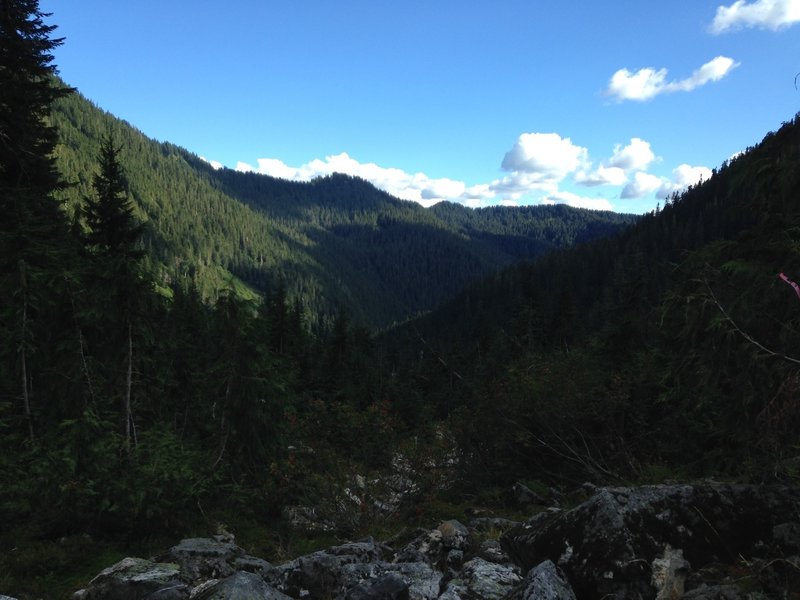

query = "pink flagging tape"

[{"left": 779, "top": 272, "right": 800, "bottom": 301}]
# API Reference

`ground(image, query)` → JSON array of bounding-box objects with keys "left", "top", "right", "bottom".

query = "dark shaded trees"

[
  {"left": 0, "top": 0, "right": 73, "bottom": 440},
  {"left": 81, "top": 135, "right": 147, "bottom": 453}
]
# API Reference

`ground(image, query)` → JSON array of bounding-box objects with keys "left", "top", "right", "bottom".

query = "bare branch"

[{"left": 704, "top": 281, "right": 800, "bottom": 366}]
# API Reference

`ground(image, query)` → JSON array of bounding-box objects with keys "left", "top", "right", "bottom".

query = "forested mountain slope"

[
  {"left": 386, "top": 113, "right": 800, "bottom": 487},
  {"left": 51, "top": 90, "right": 635, "bottom": 328},
  {"left": 4, "top": 5, "right": 800, "bottom": 594}
]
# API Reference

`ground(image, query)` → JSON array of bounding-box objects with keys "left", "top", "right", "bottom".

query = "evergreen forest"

[
  {"left": 2, "top": 3, "right": 800, "bottom": 597},
  {"left": 49, "top": 89, "right": 635, "bottom": 330}
]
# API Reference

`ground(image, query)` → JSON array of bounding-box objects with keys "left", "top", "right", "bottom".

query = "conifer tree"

[
  {"left": 0, "top": 1, "right": 73, "bottom": 440},
  {"left": 83, "top": 135, "right": 144, "bottom": 259},
  {"left": 82, "top": 136, "right": 147, "bottom": 453}
]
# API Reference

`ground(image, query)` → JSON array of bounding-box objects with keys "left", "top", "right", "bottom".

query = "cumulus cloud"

[
  {"left": 710, "top": 0, "right": 800, "bottom": 33},
  {"left": 606, "top": 56, "right": 739, "bottom": 101},
  {"left": 235, "top": 133, "right": 708, "bottom": 212},
  {"left": 574, "top": 165, "right": 627, "bottom": 187},
  {"left": 500, "top": 133, "right": 589, "bottom": 183},
  {"left": 234, "top": 133, "right": 594, "bottom": 209},
  {"left": 488, "top": 172, "right": 559, "bottom": 199},
  {"left": 574, "top": 138, "right": 654, "bottom": 187},
  {"left": 621, "top": 164, "right": 712, "bottom": 200},
  {"left": 622, "top": 172, "right": 665, "bottom": 199},
  {"left": 661, "top": 164, "right": 713, "bottom": 196},
  {"left": 608, "top": 138, "right": 656, "bottom": 171},
  {"left": 236, "top": 152, "right": 485, "bottom": 208}
]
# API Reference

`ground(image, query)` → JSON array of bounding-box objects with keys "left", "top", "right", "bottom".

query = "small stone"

[
  {"left": 515, "top": 560, "right": 576, "bottom": 600},
  {"left": 437, "top": 520, "right": 470, "bottom": 551},
  {"left": 651, "top": 546, "right": 691, "bottom": 600}
]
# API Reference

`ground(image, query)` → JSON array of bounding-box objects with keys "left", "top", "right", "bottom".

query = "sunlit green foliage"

[{"left": 50, "top": 90, "right": 634, "bottom": 329}]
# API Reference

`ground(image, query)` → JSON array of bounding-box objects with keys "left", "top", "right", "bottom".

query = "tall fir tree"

[
  {"left": 82, "top": 136, "right": 147, "bottom": 453},
  {"left": 82, "top": 135, "right": 144, "bottom": 258},
  {"left": 0, "top": 1, "right": 73, "bottom": 440}
]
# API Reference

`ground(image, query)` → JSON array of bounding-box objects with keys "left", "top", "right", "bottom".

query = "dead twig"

[{"left": 704, "top": 281, "right": 800, "bottom": 365}]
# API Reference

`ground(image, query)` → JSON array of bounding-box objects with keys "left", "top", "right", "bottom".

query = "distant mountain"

[{"left": 51, "top": 90, "right": 636, "bottom": 328}]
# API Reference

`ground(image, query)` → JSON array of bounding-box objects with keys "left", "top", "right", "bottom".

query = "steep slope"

[
  {"left": 51, "top": 90, "right": 636, "bottom": 328},
  {"left": 386, "top": 112, "right": 800, "bottom": 485}
]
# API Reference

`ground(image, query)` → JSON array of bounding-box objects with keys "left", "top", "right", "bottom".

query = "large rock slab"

[
  {"left": 73, "top": 557, "right": 188, "bottom": 599},
  {"left": 501, "top": 483, "right": 800, "bottom": 599},
  {"left": 159, "top": 537, "right": 244, "bottom": 583}
]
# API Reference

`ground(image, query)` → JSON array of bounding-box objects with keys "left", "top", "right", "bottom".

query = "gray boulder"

[
  {"left": 475, "top": 539, "right": 510, "bottom": 565},
  {"left": 231, "top": 555, "right": 274, "bottom": 579},
  {"left": 682, "top": 584, "right": 745, "bottom": 600},
  {"left": 273, "top": 538, "right": 384, "bottom": 598},
  {"left": 502, "top": 483, "right": 800, "bottom": 599},
  {"left": 394, "top": 529, "right": 444, "bottom": 567},
  {"left": 512, "top": 560, "right": 576, "bottom": 600},
  {"left": 439, "top": 557, "right": 521, "bottom": 599},
  {"left": 73, "top": 557, "right": 188, "bottom": 600},
  {"left": 437, "top": 520, "right": 470, "bottom": 552},
  {"left": 191, "top": 571, "right": 291, "bottom": 600},
  {"left": 160, "top": 537, "right": 244, "bottom": 583},
  {"left": 379, "top": 562, "right": 440, "bottom": 600},
  {"left": 336, "top": 562, "right": 441, "bottom": 600},
  {"left": 344, "top": 573, "right": 409, "bottom": 600}
]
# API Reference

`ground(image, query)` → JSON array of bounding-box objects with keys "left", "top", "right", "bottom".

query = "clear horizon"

[{"left": 41, "top": 0, "right": 800, "bottom": 214}]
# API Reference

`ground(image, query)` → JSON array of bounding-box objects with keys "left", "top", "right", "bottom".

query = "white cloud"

[
  {"left": 236, "top": 152, "right": 478, "bottom": 207},
  {"left": 608, "top": 138, "right": 656, "bottom": 171},
  {"left": 488, "top": 172, "right": 559, "bottom": 198},
  {"left": 500, "top": 133, "right": 589, "bottom": 183},
  {"left": 235, "top": 134, "right": 708, "bottom": 212},
  {"left": 622, "top": 172, "right": 665, "bottom": 199},
  {"left": 606, "top": 56, "right": 739, "bottom": 101},
  {"left": 607, "top": 67, "right": 669, "bottom": 102},
  {"left": 664, "top": 163, "right": 713, "bottom": 194},
  {"left": 575, "top": 165, "right": 628, "bottom": 187},
  {"left": 420, "top": 177, "right": 467, "bottom": 201},
  {"left": 710, "top": 0, "right": 800, "bottom": 33},
  {"left": 622, "top": 164, "right": 712, "bottom": 200},
  {"left": 200, "top": 156, "right": 223, "bottom": 170},
  {"left": 574, "top": 138, "right": 654, "bottom": 187}
]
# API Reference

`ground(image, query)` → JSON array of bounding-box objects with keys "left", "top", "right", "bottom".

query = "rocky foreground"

[{"left": 19, "top": 483, "right": 800, "bottom": 599}]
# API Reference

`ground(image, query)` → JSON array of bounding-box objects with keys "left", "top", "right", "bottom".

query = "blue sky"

[{"left": 41, "top": 0, "right": 800, "bottom": 213}]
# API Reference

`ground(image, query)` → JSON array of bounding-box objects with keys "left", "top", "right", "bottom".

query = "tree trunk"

[
  {"left": 124, "top": 317, "right": 133, "bottom": 454},
  {"left": 67, "top": 280, "right": 95, "bottom": 408},
  {"left": 19, "top": 260, "right": 34, "bottom": 442}
]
